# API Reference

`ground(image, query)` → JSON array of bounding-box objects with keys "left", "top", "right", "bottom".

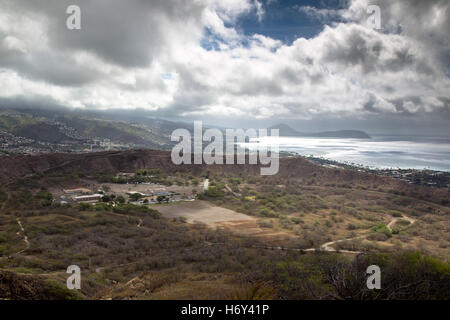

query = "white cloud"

[
  {"left": 253, "top": 0, "right": 265, "bottom": 22},
  {"left": 0, "top": 0, "right": 448, "bottom": 125},
  {"left": 295, "top": 5, "right": 345, "bottom": 23}
]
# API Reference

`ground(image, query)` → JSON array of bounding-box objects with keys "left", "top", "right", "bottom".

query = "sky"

[{"left": 0, "top": 0, "right": 449, "bottom": 135}]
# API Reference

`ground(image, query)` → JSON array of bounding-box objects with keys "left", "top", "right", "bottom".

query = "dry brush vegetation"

[{"left": 0, "top": 150, "right": 449, "bottom": 299}]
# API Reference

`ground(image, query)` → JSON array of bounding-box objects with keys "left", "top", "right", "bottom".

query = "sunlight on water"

[{"left": 243, "top": 136, "right": 450, "bottom": 172}]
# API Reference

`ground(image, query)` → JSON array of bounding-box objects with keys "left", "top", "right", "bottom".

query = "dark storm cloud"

[
  {"left": 5, "top": 0, "right": 205, "bottom": 68},
  {"left": 352, "top": 0, "right": 450, "bottom": 71},
  {"left": 0, "top": 33, "right": 102, "bottom": 86},
  {"left": 322, "top": 25, "right": 433, "bottom": 75},
  {"left": 0, "top": 94, "right": 67, "bottom": 112}
]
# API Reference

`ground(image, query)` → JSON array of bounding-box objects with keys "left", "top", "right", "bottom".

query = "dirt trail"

[
  {"left": 387, "top": 215, "right": 415, "bottom": 231},
  {"left": 250, "top": 214, "right": 417, "bottom": 254},
  {"left": 15, "top": 218, "right": 30, "bottom": 254},
  {"left": 225, "top": 184, "right": 241, "bottom": 197},
  {"left": 310, "top": 235, "right": 366, "bottom": 254},
  {"left": 303, "top": 214, "right": 416, "bottom": 254}
]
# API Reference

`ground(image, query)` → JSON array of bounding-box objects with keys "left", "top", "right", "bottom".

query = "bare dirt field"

[
  {"left": 154, "top": 201, "right": 295, "bottom": 245},
  {"left": 153, "top": 200, "right": 254, "bottom": 225}
]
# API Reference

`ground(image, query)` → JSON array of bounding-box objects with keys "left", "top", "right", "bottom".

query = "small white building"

[{"left": 73, "top": 194, "right": 103, "bottom": 203}]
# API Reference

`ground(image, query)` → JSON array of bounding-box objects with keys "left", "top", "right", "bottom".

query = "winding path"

[
  {"left": 386, "top": 215, "right": 415, "bottom": 231},
  {"left": 15, "top": 218, "right": 30, "bottom": 254},
  {"left": 303, "top": 214, "right": 416, "bottom": 254},
  {"left": 249, "top": 214, "right": 417, "bottom": 255}
]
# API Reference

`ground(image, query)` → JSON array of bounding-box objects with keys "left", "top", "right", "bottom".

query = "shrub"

[
  {"left": 372, "top": 224, "right": 392, "bottom": 238},
  {"left": 35, "top": 191, "right": 53, "bottom": 201},
  {"left": 317, "top": 252, "right": 450, "bottom": 300},
  {"left": 389, "top": 210, "right": 403, "bottom": 218},
  {"left": 203, "top": 187, "right": 224, "bottom": 198},
  {"left": 129, "top": 193, "right": 143, "bottom": 201},
  {"left": 112, "top": 204, "right": 161, "bottom": 219},
  {"left": 347, "top": 224, "right": 357, "bottom": 230},
  {"left": 389, "top": 189, "right": 405, "bottom": 196},
  {"left": 396, "top": 219, "right": 411, "bottom": 227},
  {"left": 259, "top": 208, "right": 279, "bottom": 218},
  {"left": 0, "top": 190, "right": 7, "bottom": 202},
  {"left": 228, "top": 178, "right": 242, "bottom": 186},
  {"left": 290, "top": 217, "right": 304, "bottom": 224},
  {"left": 0, "top": 271, "right": 85, "bottom": 300},
  {"left": 43, "top": 279, "right": 85, "bottom": 300},
  {"left": 93, "top": 203, "right": 111, "bottom": 212},
  {"left": 367, "top": 232, "right": 389, "bottom": 241},
  {"left": 229, "top": 282, "right": 277, "bottom": 300},
  {"left": 78, "top": 203, "right": 93, "bottom": 211}
]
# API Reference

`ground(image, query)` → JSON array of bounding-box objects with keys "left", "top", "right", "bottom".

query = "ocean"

[{"left": 245, "top": 135, "right": 450, "bottom": 172}]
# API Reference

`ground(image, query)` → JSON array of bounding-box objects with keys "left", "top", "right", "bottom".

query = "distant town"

[
  {"left": 0, "top": 130, "right": 130, "bottom": 155},
  {"left": 303, "top": 155, "right": 450, "bottom": 189},
  {"left": 0, "top": 110, "right": 165, "bottom": 155}
]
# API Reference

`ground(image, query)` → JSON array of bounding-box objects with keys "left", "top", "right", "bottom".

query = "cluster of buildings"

[
  {"left": 307, "top": 156, "right": 450, "bottom": 189},
  {"left": 0, "top": 129, "right": 85, "bottom": 155},
  {"left": 0, "top": 130, "right": 36, "bottom": 154},
  {"left": 0, "top": 114, "right": 135, "bottom": 155},
  {"left": 59, "top": 187, "right": 196, "bottom": 205},
  {"left": 127, "top": 191, "right": 195, "bottom": 205},
  {"left": 380, "top": 169, "right": 450, "bottom": 188}
]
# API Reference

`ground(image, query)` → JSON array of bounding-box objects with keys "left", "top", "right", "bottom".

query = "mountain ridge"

[{"left": 269, "top": 123, "right": 371, "bottom": 139}]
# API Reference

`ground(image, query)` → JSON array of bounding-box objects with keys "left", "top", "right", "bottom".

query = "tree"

[
  {"left": 116, "top": 195, "right": 125, "bottom": 204},
  {"left": 35, "top": 191, "right": 53, "bottom": 201},
  {"left": 204, "top": 187, "right": 224, "bottom": 198},
  {"left": 129, "top": 193, "right": 143, "bottom": 201},
  {"left": 320, "top": 252, "right": 450, "bottom": 300}
]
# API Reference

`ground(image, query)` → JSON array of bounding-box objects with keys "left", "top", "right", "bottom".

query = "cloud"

[
  {"left": 295, "top": 5, "right": 345, "bottom": 23},
  {"left": 0, "top": 0, "right": 448, "bottom": 132},
  {"left": 253, "top": 0, "right": 265, "bottom": 22}
]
